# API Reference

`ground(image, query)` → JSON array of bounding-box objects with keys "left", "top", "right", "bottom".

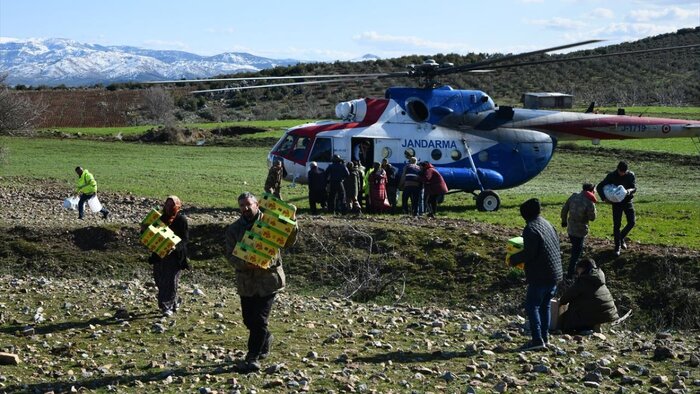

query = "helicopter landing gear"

[{"left": 475, "top": 190, "right": 500, "bottom": 212}]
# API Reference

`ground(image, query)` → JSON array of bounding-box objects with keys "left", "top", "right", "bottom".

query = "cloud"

[
  {"left": 353, "top": 31, "right": 467, "bottom": 53},
  {"left": 518, "top": 0, "right": 544, "bottom": 3},
  {"left": 589, "top": 8, "right": 615, "bottom": 19},
  {"left": 591, "top": 22, "right": 687, "bottom": 40},
  {"left": 526, "top": 17, "right": 587, "bottom": 30},
  {"left": 628, "top": 6, "right": 699, "bottom": 22}
]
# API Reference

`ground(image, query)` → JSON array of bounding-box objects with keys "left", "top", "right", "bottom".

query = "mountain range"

[{"left": 0, "top": 38, "right": 380, "bottom": 87}]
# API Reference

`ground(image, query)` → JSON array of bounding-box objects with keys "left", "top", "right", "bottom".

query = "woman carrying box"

[{"left": 149, "top": 195, "right": 189, "bottom": 317}]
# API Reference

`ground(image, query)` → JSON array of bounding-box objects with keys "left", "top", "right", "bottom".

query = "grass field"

[{"left": 1, "top": 135, "right": 698, "bottom": 248}]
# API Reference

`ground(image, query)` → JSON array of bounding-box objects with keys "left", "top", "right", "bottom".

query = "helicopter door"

[{"left": 374, "top": 138, "right": 400, "bottom": 164}]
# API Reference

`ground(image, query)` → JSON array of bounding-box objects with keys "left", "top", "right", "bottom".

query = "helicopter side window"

[
  {"left": 291, "top": 137, "right": 311, "bottom": 161},
  {"left": 309, "top": 137, "right": 332, "bottom": 163},
  {"left": 431, "top": 149, "right": 442, "bottom": 161}
]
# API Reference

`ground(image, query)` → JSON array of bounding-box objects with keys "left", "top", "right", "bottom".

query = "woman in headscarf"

[
  {"left": 419, "top": 161, "right": 448, "bottom": 218},
  {"left": 149, "top": 196, "right": 189, "bottom": 316},
  {"left": 368, "top": 162, "right": 390, "bottom": 213}
]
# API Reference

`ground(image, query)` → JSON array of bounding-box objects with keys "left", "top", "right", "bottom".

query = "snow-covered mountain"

[{"left": 0, "top": 38, "right": 301, "bottom": 87}]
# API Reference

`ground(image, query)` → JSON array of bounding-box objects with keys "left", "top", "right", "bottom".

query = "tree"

[
  {"left": 0, "top": 73, "right": 46, "bottom": 133},
  {"left": 141, "top": 87, "right": 176, "bottom": 125}
]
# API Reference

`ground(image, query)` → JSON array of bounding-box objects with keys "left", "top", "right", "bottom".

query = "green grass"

[
  {"left": 48, "top": 119, "right": 315, "bottom": 137},
  {"left": 571, "top": 138, "right": 700, "bottom": 156},
  {"left": 1, "top": 136, "right": 698, "bottom": 248}
]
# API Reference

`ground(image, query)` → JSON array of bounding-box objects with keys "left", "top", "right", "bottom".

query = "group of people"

[
  {"left": 509, "top": 160, "right": 636, "bottom": 351},
  {"left": 74, "top": 158, "right": 637, "bottom": 368},
  {"left": 306, "top": 155, "right": 448, "bottom": 218}
]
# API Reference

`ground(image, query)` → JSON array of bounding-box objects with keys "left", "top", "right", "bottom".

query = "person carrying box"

[
  {"left": 224, "top": 192, "right": 298, "bottom": 373},
  {"left": 147, "top": 196, "right": 189, "bottom": 317}
]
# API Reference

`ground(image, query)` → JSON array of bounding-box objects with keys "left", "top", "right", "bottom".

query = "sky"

[{"left": 1, "top": 0, "right": 698, "bottom": 61}]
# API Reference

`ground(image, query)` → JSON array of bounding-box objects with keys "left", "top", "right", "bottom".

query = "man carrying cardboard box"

[{"left": 224, "top": 192, "right": 298, "bottom": 373}]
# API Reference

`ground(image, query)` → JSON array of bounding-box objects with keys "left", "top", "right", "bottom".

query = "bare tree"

[
  {"left": 0, "top": 73, "right": 46, "bottom": 133},
  {"left": 141, "top": 87, "right": 176, "bottom": 125}
]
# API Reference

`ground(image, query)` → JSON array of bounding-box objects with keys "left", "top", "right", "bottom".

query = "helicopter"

[{"left": 166, "top": 40, "right": 700, "bottom": 211}]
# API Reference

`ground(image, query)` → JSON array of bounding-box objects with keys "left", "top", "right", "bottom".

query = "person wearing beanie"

[
  {"left": 561, "top": 183, "right": 597, "bottom": 279},
  {"left": 510, "top": 198, "right": 563, "bottom": 351},
  {"left": 596, "top": 161, "right": 637, "bottom": 256}
]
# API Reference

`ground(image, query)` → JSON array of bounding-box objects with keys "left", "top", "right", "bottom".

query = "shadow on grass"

[
  {"left": 1, "top": 362, "right": 237, "bottom": 393},
  {"left": 0, "top": 311, "right": 159, "bottom": 336},
  {"left": 353, "top": 350, "right": 468, "bottom": 364}
]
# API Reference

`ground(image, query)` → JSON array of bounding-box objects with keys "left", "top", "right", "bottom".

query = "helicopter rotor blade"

[
  {"left": 463, "top": 43, "right": 700, "bottom": 72},
  {"left": 146, "top": 73, "right": 391, "bottom": 84},
  {"left": 190, "top": 75, "right": 390, "bottom": 93},
  {"left": 435, "top": 39, "right": 604, "bottom": 76}
]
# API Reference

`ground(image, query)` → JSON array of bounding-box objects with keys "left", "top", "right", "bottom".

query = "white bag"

[
  {"left": 603, "top": 184, "right": 627, "bottom": 203},
  {"left": 549, "top": 298, "right": 569, "bottom": 330},
  {"left": 87, "top": 195, "right": 103, "bottom": 213},
  {"left": 63, "top": 196, "right": 79, "bottom": 210}
]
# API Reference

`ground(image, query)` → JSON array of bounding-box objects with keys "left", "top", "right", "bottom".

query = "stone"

[
  {"left": 582, "top": 371, "right": 602, "bottom": 383},
  {"left": 0, "top": 353, "right": 20, "bottom": 365},
  {"left": 689, "top": 354, "right": 699, "bottom": 367},
  {"left": 494, "top": 381, "right": 508, "bottom": 393},
  {"left": 653, "top": 346, "right": 676, "bottom": 360},
  {"left": 650, "top": 375, "right": 669, "bottom": 385},
  {"left": 583, "top": 381, "right": 600, "bottom": 388}
]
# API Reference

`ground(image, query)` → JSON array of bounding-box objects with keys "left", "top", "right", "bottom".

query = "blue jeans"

[{"left": 525, "top": 283, "right": 557, "bottom": 343}]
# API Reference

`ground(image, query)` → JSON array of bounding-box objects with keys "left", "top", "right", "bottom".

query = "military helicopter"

[{"left": 169, "top": 40, "right": 700, "bottom": 211}]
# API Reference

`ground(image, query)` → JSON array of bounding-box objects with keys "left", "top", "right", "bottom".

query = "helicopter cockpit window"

[
  {"left": 309, "top": 137, "right": 332, "bottom": 163},
  {"left": 451, "top": 150, "right": 462, "bottom": 161},
  {"left": 276, "top": 135, "right": 296, "bottom": 156},
  {"left": 431, "top": 149, "right": 442, "bottom": 161},
  {"left": 406, "top": 99, "right": 429, "bottom": 122}
]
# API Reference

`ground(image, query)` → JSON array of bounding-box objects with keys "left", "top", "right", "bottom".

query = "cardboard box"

[
  {"left": 505, "top": 236, "right": 525, "bottom": 270},
  {"left": 241, "top": 231, "right": 279, "bottom": 259},
  {"left": 141, "top": 208, "right": 162, "bottom": 226},
  {"left": 154, "top": 234, "right": 182, "bottom": 258},
  {"left": 260, "top": 193, "right": 297, "bottom": 218},
  {"left": 139, "top": 224, "right": 161, "bottom": 247},
  {"left": 251, "top": 220, "right": 290, "bottom": 248},
  {"left": 233, "top": 242, "right": 273, "bottom": 269},
  {"left": 260, "top": 208, "right": 296, "bottom": 236},
  {"left": 549, "top": 298, "right": 569, "bottom": 330}
]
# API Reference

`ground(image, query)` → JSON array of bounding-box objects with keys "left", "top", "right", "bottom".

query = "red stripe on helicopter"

[
  {"left": 537, "top": 116, "right": 689, "bottom": 139},
  {"left": 289, "top": 98, "right": 389, "bottom": 137}
]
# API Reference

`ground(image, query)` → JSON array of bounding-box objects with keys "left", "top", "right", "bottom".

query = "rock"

[
  {"left": 494, "top": 381, "right": 508, "bottom": 393},
  {"left": 656, "top": 332, "right": 672, "bottom": 340},
  {"left": 650, "top": 375, "right": 669, "bottom": 385},
  {"left": 263, "top": 379, "right": 284, "bottom": 389},
  {"left": 0, "top": 353, "right": 20, "bottom": 365},
  {"left": 592, "top": 332, "right": 607, "bottom": 341},
  {"left": 689, "top": 354, "right": 699, "bottom": 367},
  {"left": 582, "top": 371, "right": 602, "bottom": 383},
  {"left": 441, "top": 371, "right": 456, "bottom": 383},
  {"left": 193, "top": 288, "right": 204, "bottom": 296},
  {"left": 583, "top": 381, "right": 600, "bottom": 388},
  {"left": 653, "top": 345, "right": 676, "bottom": 360},
  {"left": 533, "top": 364, "right": 549, "bottom": 374},
  {"left": 114, "top": 308, "right": 129, "bottom": 319}
]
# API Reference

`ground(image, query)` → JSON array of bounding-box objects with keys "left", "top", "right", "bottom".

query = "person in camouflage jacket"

[
  {"left": 561, "top": 183, "right": 597, "bottom": 279},
  {"left": 225, "top": 192, "right": 298, "bottom": 372},
  {"left": 264, "top": 160, "right": 284, "bottom": 199}
]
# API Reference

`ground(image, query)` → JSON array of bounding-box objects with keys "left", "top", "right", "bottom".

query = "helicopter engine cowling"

[{"left": 335, "top": 99, "right": 367, "bottom": 122}]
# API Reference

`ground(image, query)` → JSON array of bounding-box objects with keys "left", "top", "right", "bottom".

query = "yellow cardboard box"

[
  {"left": 154, "top": 234, "right": 182, "bottom": 258},
  {"left": 140, "top": 208, "right": 162, "bottom": 226},
  {"left": 260, "top": 208, "right": 296, "bottom": 236},
  {"left": 260, "top": 193, "right": 297, "bottom": 218},
  {"left": 146, "top": 227, "right": 174, "bottom": 252},
  {"left": 505, "top": 236, "right": 524, "bottom": 269},
  {"left": 242, "top": 231, "right": 279, "bottom": 259},
  {"left": 251, "top": 220, "right": 290, "bottom": 248},
  {"left": 233, "top": 242, "right": 273, "bottom": 269}
]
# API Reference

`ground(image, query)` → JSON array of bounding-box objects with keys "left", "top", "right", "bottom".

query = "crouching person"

[
  {"left": 225, "top": 192, "right": 298, "bottom": 373},
  {"left": 559, "top": 258, "right": 619, "bottom": 334}
]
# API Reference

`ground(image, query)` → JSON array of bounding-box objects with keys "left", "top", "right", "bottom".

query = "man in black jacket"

[
  {"left": 597, "top": 161, "right": 637, "bottom": 256},
  {"left": 510, "top": 198, "right": 563, "bottom": 351}
]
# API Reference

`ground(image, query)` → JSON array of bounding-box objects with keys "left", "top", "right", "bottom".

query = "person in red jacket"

[{"left": 419, "top": 161, "right": 448, "bottom": 218}]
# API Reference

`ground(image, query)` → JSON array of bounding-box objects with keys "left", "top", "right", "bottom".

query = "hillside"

[
  {"left": 9, "top": 28, "right": 700, "bottom": 128},
  {"left": 0, "top": 180, "right": 699, "bottom": 393}
]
